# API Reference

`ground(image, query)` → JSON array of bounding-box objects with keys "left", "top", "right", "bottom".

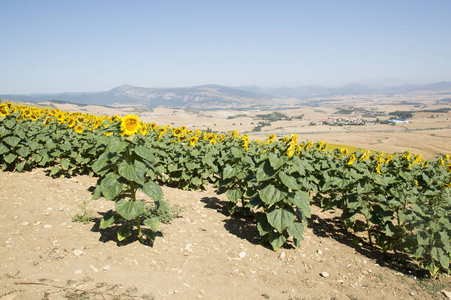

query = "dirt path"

[{"left": 1, "top": 170, "right": 449, "bottom": 300}]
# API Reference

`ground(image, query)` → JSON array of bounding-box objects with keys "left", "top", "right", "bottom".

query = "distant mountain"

[{"left": 1, "top": 81, "right": 450, "bottom": 108}]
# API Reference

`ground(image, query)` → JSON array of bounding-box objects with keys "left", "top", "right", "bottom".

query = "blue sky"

[{"left": 1, "top": 0, "right": 451, "bottom": 93}]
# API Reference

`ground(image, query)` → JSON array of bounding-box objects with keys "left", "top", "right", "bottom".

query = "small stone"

[
  {"left": 239, "top": 251, "right": 246, "bottom": 259},
  {"left": 73, "top": 250, "right": 84, "bottom": 257},
  {"left": 279, "top": 251, "right": 286, "bottom": 260},
  {"left": 317, "top": 249, "right": 323, "bottom": 255},
  {"left": 320, "top": 272, "right": 330, "bottom": 278},
  {"left": 102, "top": 264, "right": 111, "bottom": 271},
  {"left": 21, "top": 221, "right": 29, "bottom": 226},
  {"left": 89, "top": 265, "right": 99, "bottom": 272},
  {"left": 442, "top": 290, "right": 451, "bottom": 299},
  {"left": 44, "top": 224, "right": 52, "bottom": 228},
  {"left": 74, "top": 269, "right": 82, "bottom": 274},
  {"left": 410, "top": 292, "right": 415, "bottom": 296}
]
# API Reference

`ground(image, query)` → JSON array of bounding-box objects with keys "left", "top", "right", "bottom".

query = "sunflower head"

[
  {"left": 74, "top": 125, "right": 84, "bottom": 134},
  {"left": 140, "top": 124, "right": 147, "bottom": 136},
  {"left": 189, "top": 136, "right": 198, "bottom": 147},
  {"left": 120, "top": 114, "right": 141, "bottom": 136},
  {"left": 0, "top": 105, "right": 9, "bottom": 116},
  {"left": 266, "top": 134, "right": 276, "bottom": 145}
]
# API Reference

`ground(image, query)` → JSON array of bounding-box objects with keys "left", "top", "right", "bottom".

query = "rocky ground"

[{"left": 1, "top": 169, "right": 450, "bottom": 300}]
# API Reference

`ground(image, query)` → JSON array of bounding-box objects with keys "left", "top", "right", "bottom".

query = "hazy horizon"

[{"left": 1, "top": 1, "right": 451, "bottom": 94}]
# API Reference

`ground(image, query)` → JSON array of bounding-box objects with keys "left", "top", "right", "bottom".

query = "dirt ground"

[{"left": 1, "top": 169, "right": 450, "bottom": 300}]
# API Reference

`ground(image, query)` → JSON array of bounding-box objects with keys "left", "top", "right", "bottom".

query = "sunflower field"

[{"left": 1, "top": 101, "right": 450, "bottom": 277}]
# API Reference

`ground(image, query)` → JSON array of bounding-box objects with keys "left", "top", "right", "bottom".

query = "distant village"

[{"left": 309, "top": 108, "right": 409, "bottom": 126}]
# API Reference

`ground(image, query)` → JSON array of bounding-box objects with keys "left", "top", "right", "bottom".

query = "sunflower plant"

[{"left": 91, "top": 114, "right": 169, "bottom": 244}]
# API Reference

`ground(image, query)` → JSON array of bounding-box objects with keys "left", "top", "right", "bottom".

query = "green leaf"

[
  {"left": 99, "top": 210, "right": 117, "bottom": 229},
  {"left": 269, "top": 153, "right": 286, "bottom": 170},
  {"left": 439, "top": 231, "right": 451, "bottom": 252},
  {"left": 16, "top": 146, "right": 30, "bottom": 158},
  {"left": 100, "top": 173, "right": 123, "bottom": 200},
  {"left": 191, "top": 176, "right": 202, "bottom": 187},
  {"left": 430, "top": 247, "right": 439, "bottom": 261},
  {"left": 438, "top": 249, "right": 450, "bottom": 269},
  {"left": 143, "top": 216, "right": 160, "bottom": 232},
  {"left": 49, "top": 166, "right": 59, "bottom": 176},
  {"left": 118, "top": 161, "right": 144, "bottom": 185},
  {"left": 3, "top": 136, "right": 21, "bottom": 148},
  {"left": 267, "top": 207, "right": 295, "bottom": 232},
  {"left": 256, "top": 213, "right": 272, "bottom": 236},
  {"left": 3, "top": 117, "right": 16, "bottom": 129},
  {"left": 0, "top": 142, "right": 8, "bottom": 155},
  {"left": 222, "top": 164, "right": 236, "bottom": 180},
  {"left": 60, "top": 158, "right": 70, "bottom": 170},
  {"left": 226, "top": 188, "right": 243, "bottom": 203},
  {"left": 91, "top": 153, "right": 109, "bottom": 173},
  {"left": 16, "top": 162, "right": 24, "bottom": 172},
  {"left": 91, "top": 185, "right": 102, "bottom": 200},
  {"left": 134, "top": 145, "right": 155, "bottom": 163},
  {"left": 417, "top": 231, "right": 429, "bottom": 246},
  {"left": 3, "top": 153, "right": 17, "bottom": 164},
  {"left": 108, "top": 139, "right": 129, "bottom": 153},
  {"left": 143, "top": 229, "right": 156, "bottom": 241},
  {"left": 231, "top": 147, "right": 242, "bottom": 158},
  {"left": 385, "top": 222, "right": 396, "bottom": 237},
  {"left": 133, "top": 160, "right": 147, "bottom": 181},
  {"left": 244, "top": 188, "right": 258, "bottom": 199},
  {"left": 259, "top": 184, "right": 287, "bottom": 205},
  {"left": 168, "top": 164, "right": 178, "bottom": 172},
  {"left": 268, "top": 231, "right": 287, "bottom": 251},
  {"left": 287, "top": 191, "right": 311, "bottom": 218},
  {"left": 115, "top": 199, "right": 145, "bottom": 220},
  {"left": 142, "top": 181, "right": 163, "bottom": 201},
  {"left": 117, "top": 226, "right": 131, "bottom": 241},
  {"left": 0, "top": 126, "right": 9, "bottom": 137},
  {"left": 256, "top": 160, "right": 278, "bottom": 181},
  {"left": 279, "top": 171, "right": 299, "bottom": 190},
  {"left": 287, "top": 221, "right": 304, "bottom": 242}
]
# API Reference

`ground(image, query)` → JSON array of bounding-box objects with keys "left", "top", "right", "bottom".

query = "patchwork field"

[{"left": 1, "top": 91, "right": 450, "bottom": 299}]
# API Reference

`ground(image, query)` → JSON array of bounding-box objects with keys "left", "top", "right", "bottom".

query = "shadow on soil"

[
  {"left": 90, "top": 213, "right": 159, "bottom": 247},
  {"left": 308, "top": 213, "right": 429, "bottom": 279},
  {"left": 200, "top": 197, "right": 270, "bottom": 248},
  {"left": 200, "top": 196, "right": 429, "bottom": 278}
]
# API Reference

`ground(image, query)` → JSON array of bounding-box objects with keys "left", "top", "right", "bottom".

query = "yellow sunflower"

[
  {"left": 348, "top": 154, "right": 356, "bottom": 165},
  {"left": 189, "top": 136, "right": 198, "bottom": 147},
  {"left": 140, "top": 124, "right": 147, "bottom": 136},
  {"left": 120, "top": 114, "right": 141, "bottom": 136},
  {"left": 0, "top": 105, "right": 9, "bottom": 116},
  {"left": 74, "top": 125, "right": 84, "bottom": 134}
]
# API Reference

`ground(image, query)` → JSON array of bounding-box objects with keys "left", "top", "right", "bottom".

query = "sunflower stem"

[{"left": 135, "top": 216, "right": 144, "bottom": 243}]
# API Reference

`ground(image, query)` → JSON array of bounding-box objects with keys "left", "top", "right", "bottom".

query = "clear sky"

[{"left": 1, "top": 0, "right": 451, "bottom": 94}]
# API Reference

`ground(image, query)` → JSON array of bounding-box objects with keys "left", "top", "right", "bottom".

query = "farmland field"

[{"left": 1, "top": 92, "right": 450, "bottom": 299}]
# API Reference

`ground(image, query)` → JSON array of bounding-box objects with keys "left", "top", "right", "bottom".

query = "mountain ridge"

[{"left": 1, "top": 81, "right": 451, "bottom": 109}]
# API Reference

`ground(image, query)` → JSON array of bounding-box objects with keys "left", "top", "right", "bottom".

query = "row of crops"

[{"left": 1, "top": 101, "right": 450, "bottom": 277}]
